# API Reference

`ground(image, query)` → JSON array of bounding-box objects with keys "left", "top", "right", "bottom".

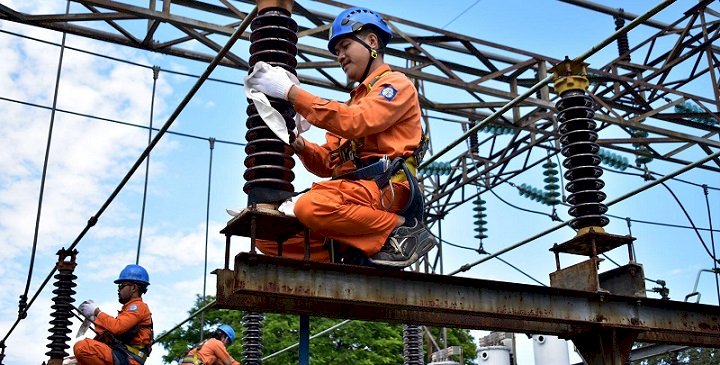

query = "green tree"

[
  {"left": 637, "top": 347, "right": 718, "bottom": 364},
  {"left": 155, "top": 295, "right": 477, "bottom": 364}
]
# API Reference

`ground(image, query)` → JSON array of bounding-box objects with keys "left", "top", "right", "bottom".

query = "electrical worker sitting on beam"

[
  {"left": 73, "top": 264, "right": 153, "bottom": 365},
  {"left": 246, "top": 6, "right": 436, "bottom": 267}
]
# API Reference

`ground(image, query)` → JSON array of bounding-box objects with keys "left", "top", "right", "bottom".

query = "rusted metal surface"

[
  {"left": 550, "top": 230, "right": 634, "bottom": 256},
  {"left": 215, "top": 253, "right": 720, "bottom": 347},
  {"left": 550, "top": 258, "right": 601, "bottom": 292},
  {"left": 221, "top": 207, "right": 303, "bottom": 243},
  {"left": 599, "top": 263, "right": 646, "bottom": 297},
  {"left": 573, "top": 328, "right": 638, "bottom": 365}
]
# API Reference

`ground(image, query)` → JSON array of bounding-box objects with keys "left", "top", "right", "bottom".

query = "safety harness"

[
  {"left": 99, "top": 320, "right": 153, "bottom": 365},
  {"left": 329, "top": 69, "right": 429, "bottom": 222},
  {"left": 332, "top": 133, "right": 428, "bottom": 222},
  {"left": 179, "top": 339, "right": 209, "bottom": 365}
]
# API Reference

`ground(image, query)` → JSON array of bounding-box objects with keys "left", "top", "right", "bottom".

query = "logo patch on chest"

[{"left": 379, "top": 85, "right": 397, "bottom": 101}]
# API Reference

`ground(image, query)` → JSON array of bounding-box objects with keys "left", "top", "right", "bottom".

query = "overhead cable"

[
  {"left": 660, "top": 182, "right": 719, "bottom": 264},
  {"left": 0, "top": 96, "right": 245, "bottom": 147},
  {"left": 1, "top": 6, "right": 258, "bottom": 344},
  {"left": 421, "top": 0, "right": 677, "bottom": 169},
  {"left": 19, "top": 0, "right": 70, "bottom": 330},
  {"left": 0, "top": 29, "right": 244, "bottom": 87},
  {"left": 702, "top": 184, "right": 720, "bottom": 305},
  {"left": 136, "top": 66, "right": 161, "bottom": 265},
  {"left": 200, "top": 138, "right": 216, "bottom": 341},
  {"left": 450, "top": 149, "right": 720, "bottom": 276}
]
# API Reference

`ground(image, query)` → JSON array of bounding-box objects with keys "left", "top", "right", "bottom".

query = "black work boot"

[{"left": 368, "top": 219, "right": 436, "bottom": 268}]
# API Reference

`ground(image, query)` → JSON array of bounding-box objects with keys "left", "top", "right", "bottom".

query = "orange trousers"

[
  {"left": 256, "top": 179, "right": 409, "bottom": 261},
  {"left": 73, "top": 339, "right": 141, "bottom": 365}
]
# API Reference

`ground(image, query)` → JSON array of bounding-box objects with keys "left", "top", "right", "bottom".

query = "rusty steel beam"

[{"left": 215, "top": 254, "right": 720, "bottom": 347}]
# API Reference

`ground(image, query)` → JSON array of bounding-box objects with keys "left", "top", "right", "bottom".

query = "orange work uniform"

[
  {"left": 73, "top": 298, "right": 153, "bottom": 365},
  {"left": 256, "top": 63, "right": 422, "bottom": 261},
  {"left": 182, "top": 338, "right": 241, "bottom": 365}
]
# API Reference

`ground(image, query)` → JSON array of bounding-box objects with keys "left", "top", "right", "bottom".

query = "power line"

[
  {"left": 603, "top": 164, "right": 720, "bottom": 191},
  {"left": 440, "top": 0, "right": 482, "bottom": 29},
  {"left": 0, "top": 96, "right": 245, "bottom": 147},
  {"left": 496, "top": 179, "right": 720, "bottom": 233},
  {"left": 136, "top": 67, "right": 161, "bottom": 265},
  {"left": 702, "top": 184, "right": 720, "bottom": 306},
  {"left": 660, "top": 182, "right": 719, "bottom": 264},
  {"left": 1, "top": 8, "right": 258, "bottom": 344},
  {"left": 488, "top": 186, "right": 557, "bottom": 220},
  {"left": 429, "top": 231, "right": 547, "bottom": 286},
  {"left": 450, "top": 150, "right": 720, "bottom": 276},
  {"left": 19, "top": 0, "right": 71, "bottom": 328},
  {"left": 0, "top": 29, "right": 245, "bottom": 87}
]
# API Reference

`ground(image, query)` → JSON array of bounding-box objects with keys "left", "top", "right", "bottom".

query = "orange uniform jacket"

[
  {"left": 192, "top": 338, "right": 240, "bottom": 365},
  {"left": 293, "top": 63, "right": 421, "bottom": 178},
  {"left": 256, "top": 64, "right": 422, "bottom": 260},
  {"left": 94, "top": 297, "right": 153, "bottom": 347},
  {"left": 73, "top": 298, "right": 153, "bottom": 365}
]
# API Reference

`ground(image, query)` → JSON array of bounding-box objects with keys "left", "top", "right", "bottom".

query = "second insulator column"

[{"left": 553, "top": 59, "right": 609, "bottom": 232}]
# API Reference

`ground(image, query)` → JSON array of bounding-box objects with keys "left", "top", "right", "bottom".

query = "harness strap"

[
  {"left": 332, "top": 155, "right": 422, "bottom": 220},
  {"left": 333, "top": 157, "right": 388, "bottom": 181},
  {"left": 180, "top": 339, "right": 208, "bottom": 365},
  {"left": 180, "top": 353, "right": 204, "bottom": 365},
  {"left": 376, "top": 157, "right": 424, "bottom": 221},
  {"left": 123, "top": 346, "right": 148, "bottom": 365},
  {"left": 111, "top": 346, "right": 131, "bottom": 365},
  {"left": 125, "top": 345, "right": 149, "bottom": 361}
]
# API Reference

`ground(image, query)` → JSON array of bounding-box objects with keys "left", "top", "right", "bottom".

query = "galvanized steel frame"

[{"left": 1, "top": 0, "right": 717, "bottom": 226}]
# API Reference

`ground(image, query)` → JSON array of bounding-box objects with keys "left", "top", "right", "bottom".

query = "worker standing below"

[
  {"left": 180, "top": 324, "right": 241, "bottom": 365},
  {"left": 246, "top": 6, "right": 436, "bottom": 268},
  {"left": 73, "top": 264, "right": 153, "bottom": 365}
]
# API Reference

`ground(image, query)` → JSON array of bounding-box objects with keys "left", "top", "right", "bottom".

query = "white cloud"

[{"left": 0, "top": 6, "right": 198, "bottom": 364}]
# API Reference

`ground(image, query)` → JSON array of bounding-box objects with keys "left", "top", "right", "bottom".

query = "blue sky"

[{"left": 0, "top": 1, "right": 718, "bottom": 364}]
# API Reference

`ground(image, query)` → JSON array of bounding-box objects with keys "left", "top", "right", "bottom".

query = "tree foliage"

[
  {"left": 635, "top": 345, "right": 718, "bottom": 365},
  {"left": 155, "top": 295, "right": 477, "bottom": 364}
]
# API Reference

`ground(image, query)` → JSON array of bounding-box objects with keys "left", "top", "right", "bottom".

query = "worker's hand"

[
  {"left": 246, "top": 64, "right": 295, "bottom": 100},
  {"left": 291, "top": 134, "right": 305, "bottom": 152},
  {"left": 79, "top": 299, "right": 98, "bottom": 318}
]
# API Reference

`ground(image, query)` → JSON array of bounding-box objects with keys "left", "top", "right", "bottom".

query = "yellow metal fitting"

[
  {"left": 550, "top": 58, "right": 589, "bottom": 95},
  {"left": 576, "top": 226, "right": 606, "bottom": 236}
]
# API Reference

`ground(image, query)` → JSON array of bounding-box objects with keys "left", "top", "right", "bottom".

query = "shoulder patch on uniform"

[
  {"left": 379, "top": 85, "right": 397, "bottom": 101},
  {"left": 128, "top": 304, "right": 138, "bottom": 311}
]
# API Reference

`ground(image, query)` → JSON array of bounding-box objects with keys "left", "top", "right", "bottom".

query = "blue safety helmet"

[
  {"left": 218, "top": 324, "right": 235, "bottom": 345},
  {"left": 328, "top": 7, "right": 393, "bottom": 55},
  {"left": 114, "top": 264, "right": 150, "bottom": 286}
]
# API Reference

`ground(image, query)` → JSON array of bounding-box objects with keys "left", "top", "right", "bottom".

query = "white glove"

[
  {"left": 79, "top": 299, "right": 98, "bottom": 318},
  {"left": 246, "top": 63, "right": 295, "bottom": 100}
]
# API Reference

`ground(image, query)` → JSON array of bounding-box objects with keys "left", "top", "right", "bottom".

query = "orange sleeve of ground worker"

[
  {"left": 94, "top": 299, "right": 151, "bottom": 339},
  {"left": 198, "top": 338, "right": 241, "bottom": 365}
]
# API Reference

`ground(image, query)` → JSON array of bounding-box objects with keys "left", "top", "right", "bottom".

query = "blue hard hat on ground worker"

[
  {"left": 328, "top": 6, "right": 393, "bottom": 55},
  {"left": 218, "top": 324, "right": 236, "bottom": 344},
  {"left": 114, "top": 264, "right": 150, "bottom": 286}
]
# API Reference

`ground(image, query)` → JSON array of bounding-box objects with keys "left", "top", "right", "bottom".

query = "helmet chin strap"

[{"left": 350, "top": 34, "right": 379, "bottom": 82}]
